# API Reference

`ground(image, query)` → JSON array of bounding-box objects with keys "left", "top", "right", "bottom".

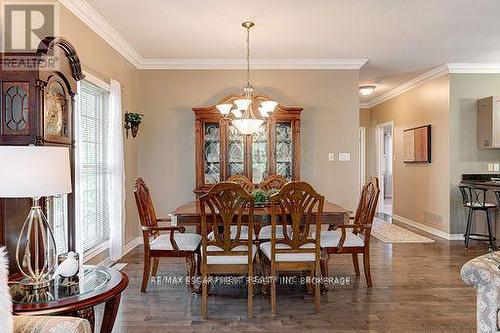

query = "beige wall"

[
  {"left": 369, "top": 75, "right": 450, "bottom": 232},
  {"left": 360, "top": 108, "right": 370, "bottom": 129},
  {"left": 27, "top": 4, "right": 141, "bottom": 263},
  {"left": 449, "top": 74, "right": 500, "bottom": 234},
  {"left": 137, "top": 70, "right": 361, "bottom": 215},
  {"left": 59, "top": 7, "right": 141, "bottom": 249}
]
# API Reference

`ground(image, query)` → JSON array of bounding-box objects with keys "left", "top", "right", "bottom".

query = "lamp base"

[
  {"left": 17, "top": 276, "right": 53, "bottom": 291},
  {"left": 16, "top": 197, "right": 58, "bottom": 290}
]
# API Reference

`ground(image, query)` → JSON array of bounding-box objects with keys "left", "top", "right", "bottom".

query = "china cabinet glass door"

[
  {"left": 275, "top": 122, "right": 293, "bottom": 180},
  {"left": 203, "top": 123, "right": 220, "bottom": 184},
  {"left": 252, "top": 124, "right": 268, "bottom": 183},
  {"left": 227, "top": 124, "right": 245, "bottom": 177}
]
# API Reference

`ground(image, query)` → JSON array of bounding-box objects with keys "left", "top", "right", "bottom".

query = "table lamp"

[{"left": 0, "top": 146, "right": 72, "bottom": 289}]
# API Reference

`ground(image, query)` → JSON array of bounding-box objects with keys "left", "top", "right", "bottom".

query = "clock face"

[{"left": 44, "top": 80, "right": 70, "bottom": 142}]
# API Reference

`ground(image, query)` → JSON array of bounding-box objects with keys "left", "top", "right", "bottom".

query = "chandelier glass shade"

[{"left": 216, "top": 21, "right": 278, "bottom": 134}]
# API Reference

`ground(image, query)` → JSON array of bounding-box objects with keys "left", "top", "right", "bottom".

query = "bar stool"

[{"left": 459, "top": 185, "right": 497, "bottom": 249}]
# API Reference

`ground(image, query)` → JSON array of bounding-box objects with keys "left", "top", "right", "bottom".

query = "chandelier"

[{"left": 216, "top": 21, "right": 278, "bottom": 135}]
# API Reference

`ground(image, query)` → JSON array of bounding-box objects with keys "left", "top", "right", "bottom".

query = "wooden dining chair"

[
  {"left": 257, "top": 175, "right": 289, "bottom": 240},
  {"left": 318, "top": 177, "right": 379, "bottom": 288},
  {"left": 134, "top": 177, "right": 201, "bottom": 292},
  {"left": 260, "top": 181, "right": 324, "bottom": 316},
  {"left": 199, "top": 182, "right": 256, "bottom": 319},
  {"left": 227, "top": 174, "right": 255, "bottom": 193},
  {"left": 259, "top": 175, "right": 287, "bottom": 191}
]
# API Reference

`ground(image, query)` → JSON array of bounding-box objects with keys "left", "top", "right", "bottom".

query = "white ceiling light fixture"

[
  {"left": 216, "top": 21, "right": 278, "bottom": 135},
  {"left": 359, "top": 85, "right": 376, "bottom": 96}
]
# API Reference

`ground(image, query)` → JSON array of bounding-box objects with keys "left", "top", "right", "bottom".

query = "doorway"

[
  {"left": 376, "top": 122, "right": 393, "bottom": 217},
  {"left": 359, "top": 127, "right": 366, "bottom": 193}
]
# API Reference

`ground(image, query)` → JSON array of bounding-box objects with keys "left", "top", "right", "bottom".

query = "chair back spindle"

[
  {"left": 352, "top": 177, "right": 380, "bottom": 242},
  {"left": 260, "top": 175, "right": 287, "bottom": 192},
  {"left": 134, "top": 178, "right": 159, "bottom": 239},
  {"left": 469, "top": 187, "right": 488, "bottom": 207},
  {"left": 227, "top": 175, "right": 255, "bottom": 193}
]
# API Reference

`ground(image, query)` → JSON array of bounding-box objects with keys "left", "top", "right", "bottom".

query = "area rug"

[{"left": 371, "top": 218, "right": 434, "bottom": 243}]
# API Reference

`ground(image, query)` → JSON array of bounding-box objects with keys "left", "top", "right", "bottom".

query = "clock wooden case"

[
  {"left": 0, "top": 37, "right": 84, "bottom": 274},
  {"left": 193, "top": 94, "right": 303, "bottom": 196}
]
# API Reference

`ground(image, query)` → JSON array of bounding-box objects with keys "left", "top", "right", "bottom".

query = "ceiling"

[{"left": 80, "top": 0, "right": 500, "bottom": 103}]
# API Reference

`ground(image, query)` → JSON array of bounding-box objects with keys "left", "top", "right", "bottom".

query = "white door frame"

[
  {"left": 358, "top": 127, "right": 366, "bottom": 194},
  {"left": 376, "top": 121, "right": 394, "bottom": 214}
]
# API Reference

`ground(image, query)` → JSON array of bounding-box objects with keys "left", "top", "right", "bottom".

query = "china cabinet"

[
  {"left": 0, "top": 37, "right": 84, "bottom": 274},
  {"left": 193, "top": 94, "right": 303, "bottom": 195}
]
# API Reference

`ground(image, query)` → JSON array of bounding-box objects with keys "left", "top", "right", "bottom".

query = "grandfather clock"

[{"left": 0, "top": 37, "right": 84, "bottom": 275}]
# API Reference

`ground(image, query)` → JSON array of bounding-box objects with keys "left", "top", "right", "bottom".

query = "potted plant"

[{"left": 125, "top": 112, "right": 144, "bottom": 138}]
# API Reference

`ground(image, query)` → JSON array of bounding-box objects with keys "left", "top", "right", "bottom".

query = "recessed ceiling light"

[{"left": 359, "top": 85, "right": 376, "bottom": 96}]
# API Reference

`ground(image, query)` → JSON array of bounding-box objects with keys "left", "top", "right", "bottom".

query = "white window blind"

[
  {"left": 78, "top": 80, "right": 111, "bottom": 253},
  {"left": 47, "top": 195, "right": 68, "bottom": 255}
]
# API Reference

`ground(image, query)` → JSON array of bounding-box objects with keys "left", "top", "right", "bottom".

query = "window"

[
  {"left": 78, "top": 79, "right": 111, "bottom": 253},
  {"left": 47, "top": 195, "right": 68, "bottom": 255}
]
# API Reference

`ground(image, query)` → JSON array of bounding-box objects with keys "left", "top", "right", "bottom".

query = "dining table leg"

[{"left": 100, "top": 294, "right": 121, "bottom": 333}]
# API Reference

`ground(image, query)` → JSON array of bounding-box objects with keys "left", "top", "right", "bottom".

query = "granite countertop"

[
  {"left": 462, "top": 174, "right": 500, "bottom": 188},
  {"left": 461, "top": 180, "right": 500, "bottom": 188}
]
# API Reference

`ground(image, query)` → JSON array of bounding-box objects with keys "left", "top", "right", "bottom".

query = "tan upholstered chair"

[
  {"left": 13, "top": 316, "right": 91, "bottom": 333},
  {"left": 260, "top": 181, "right": 324, "bottom": 315},
  {"left": 199, "top": 182, "right": 256, "bottom": 319},
  {"left": 134, "top": 177, "right": 201, "bottom": 292},
  {"left": 318, "top": 177, "right": 379, "bottom": 288}
]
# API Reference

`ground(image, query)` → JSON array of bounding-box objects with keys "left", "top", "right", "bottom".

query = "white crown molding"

[
  {"left": 139, "top": 58, "right": 369, "bottom": 70},
  {"left": 59, "top": 0, "right": 143, "bottom": 68},
  {"left": 366, "top": 64, "right": 449, "bottom": 108},
  {"left": 447, "top": 63, "right": 500, "bottom": 73},
  {"left": 364, "top": 62, "right": 500, "bottom": 108},
  {"left": 59, "top": 0, "right": 368, "bottom": 70}
]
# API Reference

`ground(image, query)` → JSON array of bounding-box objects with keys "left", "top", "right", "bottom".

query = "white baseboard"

[
  {"left": 97, "top": 257, "right": 113, "bottom": 267},
  {"left": 123, "top": 237, "right": 142, "bottom": 256},
  {"left": 392, "top": 214, "right": 464, "bottom": 241},
  {"left": 97, "top": 237, "right": 142, "bottom": 267}
]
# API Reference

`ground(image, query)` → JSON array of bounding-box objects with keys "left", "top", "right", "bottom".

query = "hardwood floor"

[{"left": 99, "top": 229, "right": 487, "bottom": 333}]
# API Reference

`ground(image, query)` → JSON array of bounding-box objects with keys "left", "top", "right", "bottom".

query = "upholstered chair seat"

[
  {"left": 258, "top": 225, "right": 292, "bottom": 240},
  {"left": 314, "top": 230, "right": 365, "bottom": 248},
  {"left": 260, "top": 242, "right": 315, "bottom": 262},
  {"left": 13, "top": 316, "right": 91, "bottom": 333},
  {"left": 150, "top": 233, "right": 201, "bottom": 251},
  {"left": 205, "top": 244, "right": 257, "bottom": 265}
]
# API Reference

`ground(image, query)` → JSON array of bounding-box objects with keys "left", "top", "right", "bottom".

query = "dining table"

[{"left": 172, "top": 200, "right": 352, "bottom": 233}]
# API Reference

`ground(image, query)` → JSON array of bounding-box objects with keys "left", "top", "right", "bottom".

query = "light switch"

[
  {"left": 328, "top": 153, "right": 335, "bottom": 162},
  {"left": 488, "top": 163, "right": 494, "bottom": 172},
  {"left": 338, "top": 152, "right": 351, "bottom": 161},
  {"left": 494, "top": 163, "right": 500, "bottom": 172}
]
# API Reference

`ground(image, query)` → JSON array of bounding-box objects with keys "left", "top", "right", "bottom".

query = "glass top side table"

[{"left": 9, "top": 265, "right": 128, "bottom": 333}]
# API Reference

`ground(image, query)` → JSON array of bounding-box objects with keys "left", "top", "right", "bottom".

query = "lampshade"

[
  {"left": 231, "top": 109, "right": 243, "bottom": 118},
  {"left": 260, "top": 100, "right": 278, "bottom": 112},
  {"left": 234, "top": 99, "right": 252, "bottom": 111},
  {"left": 0, "top": 146, "right": 72, "bottom": 198},
  {"left": 258, "top": 107, "right": 270, "bottom": 118},
  {"left": 232, "top": 118, "right": 264, "bottom": 135},
  {"left": 216, "top": 103, "right": 232, "bottom": 116}
]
